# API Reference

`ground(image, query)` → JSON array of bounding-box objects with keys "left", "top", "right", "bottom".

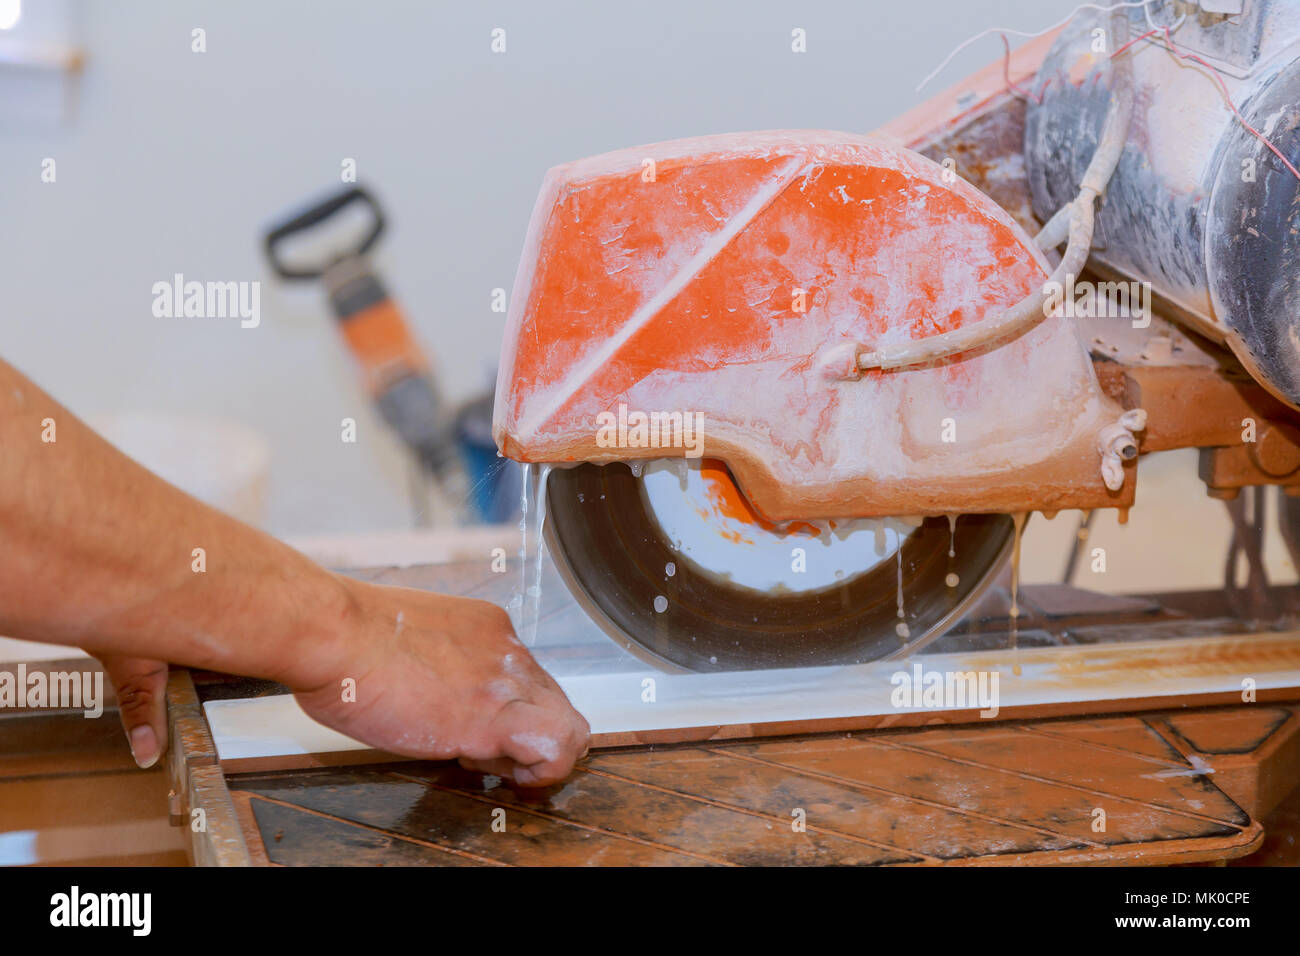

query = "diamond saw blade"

[{"left": 544, "top": 459, "right": 1014, "bottom": 672}]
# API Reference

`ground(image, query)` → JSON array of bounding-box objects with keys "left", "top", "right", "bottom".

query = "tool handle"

[
  {"left": 263, "top": 185, "right": 386, "bottom": 280},
  {"left": 326, "top": 267, "right": 461, "bottom": 479}
]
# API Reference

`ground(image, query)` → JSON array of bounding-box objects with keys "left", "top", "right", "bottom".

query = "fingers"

[
  {"left": 489, "top": 699, "right": 591, "bottom": 787},
  {"left": 292, "top": 584, "right": 592, "bottom": 789},
  {"left": 100, "top": 656, "right": 170, "bottom": 769},
  {"left": 460, "top": 702, "right": 591, "bottom": 786},
  {"left": 464, "top": 597, "right": 591, "bottom": 786}
]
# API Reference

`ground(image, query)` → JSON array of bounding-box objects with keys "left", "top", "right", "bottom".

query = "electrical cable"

[
  {"left": 859, "top": 10, "right": 1132, "bottom": 372},
  {"left": 916, "top": 0, "right": 1153, "bottom": 94}
]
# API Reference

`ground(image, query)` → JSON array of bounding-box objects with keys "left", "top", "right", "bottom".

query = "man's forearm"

[
  {"left": 1, "top": 358, "right": 590, "bottom": 783},
  {"left": 0, "top": 358, "right": 348, "bottom": 687}
]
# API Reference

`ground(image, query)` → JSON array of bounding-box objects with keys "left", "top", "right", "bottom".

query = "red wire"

[
  {"left": 1001, "top": 33, "right": 1042, "bottom": 105},
  {"left": 1110, "top": 27, "right": 1158, "bottom": 59}
]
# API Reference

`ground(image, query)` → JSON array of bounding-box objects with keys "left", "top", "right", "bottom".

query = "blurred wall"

[{"left": 0, "top": 0, "right": 1081, "bottom": 533}]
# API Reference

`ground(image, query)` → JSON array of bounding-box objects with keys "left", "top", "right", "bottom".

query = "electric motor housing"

[{"left": 1024, "top": 4, "right": 1300, "bottom": 409}]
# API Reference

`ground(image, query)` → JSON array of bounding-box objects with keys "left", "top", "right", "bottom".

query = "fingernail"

[{"left": 129, "top": 725, "right": 159, "bottom": 769}]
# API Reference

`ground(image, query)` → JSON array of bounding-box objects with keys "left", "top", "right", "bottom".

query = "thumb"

[{"left": 98, "top": 656, "right": 170, "bottom": 769}]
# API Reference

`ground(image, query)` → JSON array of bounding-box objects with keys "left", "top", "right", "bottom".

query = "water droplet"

[
  {"left": 709, "top": 655, "right": 717, "bottom": 664},
  {"left": 664, "top": 562, "right": 676, "bottom": 577},
  {"left": 945, "top": 572, "right": 960, "bottom": 588},
  {"left": 895, "top": 621, "right": 911, "bottom": 638},
  {"left": 653, "top": 595, "right": 668, "bottom": 613}
]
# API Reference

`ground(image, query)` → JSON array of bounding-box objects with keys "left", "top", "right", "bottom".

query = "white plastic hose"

[{"left": 857, "top": 11, "right": 1134, "bottom": 372}]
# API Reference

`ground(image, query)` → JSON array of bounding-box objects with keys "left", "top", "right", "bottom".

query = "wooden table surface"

[{"left": 223, "top": 703, "right": 1299, "bottom": 866}]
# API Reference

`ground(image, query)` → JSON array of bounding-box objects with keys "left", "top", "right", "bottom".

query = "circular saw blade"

[{"left": 544, "top": 460, "right": 1014, "bottom": 672}]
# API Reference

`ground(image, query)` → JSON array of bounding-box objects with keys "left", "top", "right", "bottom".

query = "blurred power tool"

[{"left": 264, "top": 185, "right": 471, "bottom": 524}]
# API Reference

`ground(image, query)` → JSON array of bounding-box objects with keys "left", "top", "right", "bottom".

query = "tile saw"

[{"left": 493, "top": 1, "right": 1300, "bottom": 672}]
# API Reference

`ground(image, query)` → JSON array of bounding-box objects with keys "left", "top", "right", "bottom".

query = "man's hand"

[
  {"left": 292, "top": 579, "right": 590, "bottom": 787},
  {"left": 93, "top": 580, "right": 590, "bottom": 784},
  {"left": 0, "top": 357, "right": 589, "bottom": 787}
]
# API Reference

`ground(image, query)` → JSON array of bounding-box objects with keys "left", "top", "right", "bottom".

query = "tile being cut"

[{"left": 204, "top": 629, "right": 1300, "bottom": 768}]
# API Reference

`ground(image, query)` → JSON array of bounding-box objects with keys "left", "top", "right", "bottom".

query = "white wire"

[
  {"left": 1143, "top": 0, "right": 1187, "bottom": 34},
  {"left": 1146, "top": 2, "right": 1261, "bottom": 79},
  {"left": 915, "top": 0, "right": 1157, "bottom": 94}
]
